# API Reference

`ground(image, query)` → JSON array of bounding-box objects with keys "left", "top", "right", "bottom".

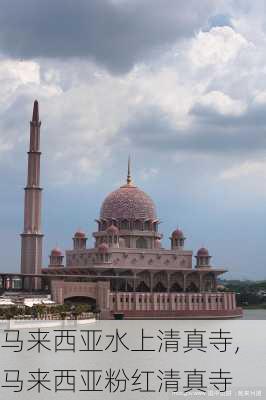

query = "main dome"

[{"left": 100, "top": 183, "right": 157, "bottom": 221}]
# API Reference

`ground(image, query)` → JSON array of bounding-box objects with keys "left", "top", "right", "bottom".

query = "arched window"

[
  {"left": 144, "top": 221, "right": 150, "bottom": 231},
  {"left": 125, "top": 237, "right": 130, "bottom": 248},
  {"left": 134, "top": 220, "right": 142, "bottom": 230},
  {"left": 136, "top": 237, "right": 147, "bottom": 249},
  {"left": 121, "top": 220, "right": 129, "bottom": 230}
]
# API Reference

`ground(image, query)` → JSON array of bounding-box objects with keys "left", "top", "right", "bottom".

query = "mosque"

[{"left": 17, "top": 100, "right": 242, "bottom": 319}]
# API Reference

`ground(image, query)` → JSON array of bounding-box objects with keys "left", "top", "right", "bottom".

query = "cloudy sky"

[{"left": 0, "top": 0, "right": 266, "bottom": 279}]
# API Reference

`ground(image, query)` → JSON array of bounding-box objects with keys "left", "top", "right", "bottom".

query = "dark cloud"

[
  {"left": 0, "top": 0, "right": 215, "bottom": 73},
  {"left": 120, "top": 105, "right": 266, "bottom": 155},
  {"left": 191, "top": 100, "right": 266, "bottom": 128}
]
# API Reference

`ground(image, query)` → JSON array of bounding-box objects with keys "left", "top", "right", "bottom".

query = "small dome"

[
  {"left": 51, "top": 247, "right": 62, "bottom": 256},
  {"left": 98, "top": 242, "right": 109, "bottom": 252},
  {"left": 74, "top": 230, "right": 86, "bottom": 238},
  {"left": 197, "top": 247, "right": 209, "bottom": 257},
  {"left": 172, "top": 228, "right": 184, "bottom": 238},
  {"left": 106, "top": 225, "right": 119, "bottom": 235}
]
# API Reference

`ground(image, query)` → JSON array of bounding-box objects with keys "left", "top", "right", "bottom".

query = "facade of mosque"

[{"left": 20, "top": 101, "right": 242, "bottom": 319}]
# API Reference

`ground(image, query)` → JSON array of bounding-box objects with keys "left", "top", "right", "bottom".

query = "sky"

[{"left": 0, "top": 0, "right": 265, "bottom": 279}]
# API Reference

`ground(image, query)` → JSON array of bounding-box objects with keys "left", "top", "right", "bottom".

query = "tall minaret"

[{"left": 20, "top": 100, "right": 43, "bottom": 286}]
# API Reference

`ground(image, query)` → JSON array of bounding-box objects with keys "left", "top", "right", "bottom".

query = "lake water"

[{"left": 242, "top": 309, "right": 266, "bottom": 319}]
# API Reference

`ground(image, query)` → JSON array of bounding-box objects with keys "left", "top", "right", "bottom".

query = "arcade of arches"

[{"left": 109, "top": 270, "right": 217, "bottom": 293}]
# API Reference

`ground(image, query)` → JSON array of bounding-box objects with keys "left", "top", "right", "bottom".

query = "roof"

[
  {"left": 172, "top": 228, "right": 184, "bottom": 238},
  {"left": 74, "top": 230, "right": 86, "bottom": 238},
  {"left": 100, "top": 184, "right": 157, "bottom": 221},
  {"left": 51, "top": 247, "right": 62, "bottom": 256},
  {"left": 197, "top": 247, "right": 209, "bottom": 256}
]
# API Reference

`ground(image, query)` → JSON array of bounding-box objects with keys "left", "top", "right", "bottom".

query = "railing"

[{"left": 109, "top": 292, "right": 238, "bottom": 312}]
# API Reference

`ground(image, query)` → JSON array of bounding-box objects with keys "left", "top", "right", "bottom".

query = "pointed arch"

[
  {"left": 203, "top": 272, "right": 215, "bottom": 291},
  {"left": 136, "top": 281, "right": 150, "bottom": 292},
  {"left": 170, "top": 282, "right": 183, "bottom": 292},
  {"left": 153, "top": 281, "right": 167, "bottom": 292},
  {"left": 136, "top": 237, "right": 147, "bottom": 249}
]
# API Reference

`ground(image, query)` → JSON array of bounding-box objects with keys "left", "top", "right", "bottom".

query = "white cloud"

[
  {"left": 189, "top": 26, "right": 251, "bottom": 67},
  {"left": 253, "top": 90, "right": 266, "bottom": 105},
  {"left": 197, "top": 90, "right": 246, "bottom": 116},
  {"left": 220, "top": 159, "right": 266, "bottom": 180},
  {"left": 0, "top": 59, "right": 40, "bottom": 84},
  {"left": 0, "top": 139, "right": 12, "bottom": 154},
  {"left": 140, "top": 167, "right": 159, "bottom": 181},
  {"left": 0, "top": 59, "right": 62, "bottom": 116},
  {"left": 0, "top": 59, "right": 40, "bottom": 108}
]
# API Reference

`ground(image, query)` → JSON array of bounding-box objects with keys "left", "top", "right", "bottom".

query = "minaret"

[{"left": 20, "top": 100, "right": 43, "bottom": 288}]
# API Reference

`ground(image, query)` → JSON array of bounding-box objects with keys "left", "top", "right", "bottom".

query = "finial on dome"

[{"left": 127, "top": 155, "right": 132, "bottom": 185}]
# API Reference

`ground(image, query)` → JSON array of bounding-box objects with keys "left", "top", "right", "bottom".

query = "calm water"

[{"left": 243, "top": 309, "right": 266, "bottom": 319}]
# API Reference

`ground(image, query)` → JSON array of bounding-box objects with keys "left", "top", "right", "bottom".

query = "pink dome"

[
  {"left": 172, "top": 229, "right": 184, "bottom": 238},
  {"left": 106, "top": 225, "right": 119, "bottom": 235},
  {"left": 100, "top": 183, "right": 157, "bottom": 221},
  {"left": 197, "top": 247, "right": 209, "bottom": 257},
  {"left": 74, "top": 230, "right": 86, "bottom": 238},
  {"left": 98, "top": 242, "right": 109, "bottom": 252},
  {"left": 51, "top": 248, "right": 62, "bottom": 256}
]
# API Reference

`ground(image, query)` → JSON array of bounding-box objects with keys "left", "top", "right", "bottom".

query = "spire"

[
  {"left": 127, "top": 155, "right": 132, "bottom": 185},
  {"left": 32, "top": 100, "right": 39, "bottom": 123}
]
